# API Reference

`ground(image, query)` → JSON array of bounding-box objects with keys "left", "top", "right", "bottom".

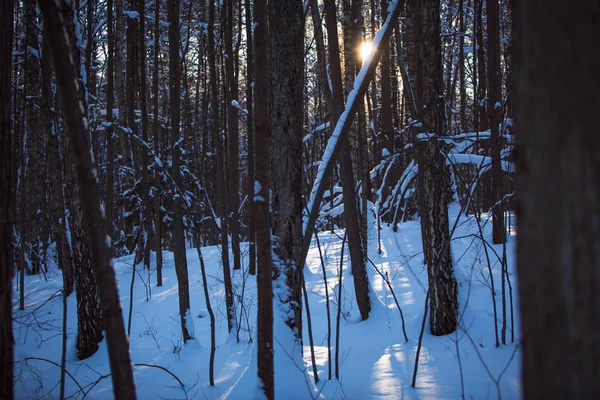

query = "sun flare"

[{"left": 359, "top": 41, "right": 375, "bottom": 63}]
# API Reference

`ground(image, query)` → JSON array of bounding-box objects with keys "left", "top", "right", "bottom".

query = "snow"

[
  {"left": 124, "top": 10, "right": 140, "bottom": 19},
  {"left": 184, "top": 308, "right": 196, "bottom": 339},
  {"left": 446, "top": 153, "right": 516, "bottom": 174},
  {"left": 12, "top": 210, "right": 520, "bottom": 399},
  {"left": 254, "top": 180, "right": 262, "bottom": 196}
]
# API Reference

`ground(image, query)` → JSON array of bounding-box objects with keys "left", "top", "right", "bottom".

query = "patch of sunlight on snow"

[
  {"left": 151, "top": 284, "right": 179, "bottom": 303},
  {"left": 370, "top": 345, "right": 410, "bottom": 398},
  {"left": 398, "top": 290, "right": 416, "bottom": 306}
]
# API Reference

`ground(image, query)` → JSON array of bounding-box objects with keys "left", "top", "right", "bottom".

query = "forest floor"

[{"left": 12, "top": 205, "right": 521, "bottom": 399}]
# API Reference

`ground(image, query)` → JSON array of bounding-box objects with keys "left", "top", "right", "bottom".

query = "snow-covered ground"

[{"left": 12, "top": 207, "right": 520, "bottom": 399}]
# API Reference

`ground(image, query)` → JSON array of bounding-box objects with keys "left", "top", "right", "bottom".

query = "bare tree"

[
  {"left": 106, "top": 0, "right": 115, "bottom": 240},
  {"left": 254, "top": 0, "right": 273, "bottom": 396},
  {"left": 168, "top": 0, "right": 193, "bottom": 343},
  {"left": 487, "top": 0, "right": 505, "bottom": 245},
  {"left": 407, "top": 0, "right": 458, "bottom": 336},
  {"left": 152, "top": 0, "right": 163, "bottom": 286},
  {"left": 270, "top": 0, "right": 305, "bottom": 340},
  {"left": 245, "top": 0, "right": 256, "bottom": 276},
  {"left": 61, "top": 0, "right": 104, "bottom": 359},
  {"left": 225, "top": 0, "right": 241, "bottom": 272},
  {"left": 514, "top": 1, "right": 600, "bottom": 397},
  {"left": 37, "top": 1, "right": 136, "bottom": 397}
]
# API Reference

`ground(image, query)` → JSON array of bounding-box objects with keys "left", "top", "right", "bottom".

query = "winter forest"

[{"left": 1, "top": 0, "right": 599, "bottom": 399}]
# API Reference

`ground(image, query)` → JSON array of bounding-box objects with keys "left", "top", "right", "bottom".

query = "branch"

[{"left": 300, "top": 0, "right": 408, "bottom": 270}]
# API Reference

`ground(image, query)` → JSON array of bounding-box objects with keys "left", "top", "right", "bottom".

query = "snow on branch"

[{"left": 300, "top": 0, "right": 407, "bottom": 268}]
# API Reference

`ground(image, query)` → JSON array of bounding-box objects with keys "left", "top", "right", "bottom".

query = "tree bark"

[
  {"left": 270, "top": 0, "right": 304, "bottom": 340},
  {"left": 514, "top": 1, "right": 600, "bottom": 397},
  {"left": 254, "top": 0, "right": 273, "bottom": 395},
  {"left": 411, "top": 0, "right": 458, "bottom": 336}
]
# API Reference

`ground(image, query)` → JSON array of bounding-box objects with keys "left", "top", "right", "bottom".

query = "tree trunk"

[
  {"left": 326, "top": 0, "right": 371, "bottom": 321},
  {"left": 270, "top": 0, "right": 304, "bottom": 340},
  {"left": 152, "top": 0, "right": 162, "bottom": 286},
  {"left": 410, "top": 0, "right": 458, "bottom": 336},
  {"left": 475, "top": 0, "right": 487, "bottom": 132},
  {"left": 225, "top": 0, "right": 241, "bottom": 271},
  {"left": 458, "top": 0, "right": 466, "bottom": 132},
  {"left": 0, "top": 0, "right": 14, "bottom": 397},
  {"left": 515, "top": 1, "right": 600, "bottom": 397},
  {"left": 254, "top": 0, "right": 273, "bottom": 395},
  {"left": 61, "top": 0, "right": 104, "bottom": 359},
  {"left": 106, "top": 0, "right": 115, "bottom": 241},
  {"left": 487, "top": 0, "right": 505, "bottom": 244},
  {"left": 37, "top": 1, "right": 137, "bottom": 396},
  {"left": 138, "top": 0, "right": 153, "bottom": 269},
  {"left": 168, "top": 0, "right": 192, "bottom": 343},
  {"left": 308, "top": 0, "right": 334, "bottom": 122},
  {"left": 380, "top": 0, "right": 394, "bottom": 155},
  {"left": 245, "top": 0, "right": 256, "bottom": 276},
  {"left": 86, "top": 0, "right": 98, "bottom": 161}
]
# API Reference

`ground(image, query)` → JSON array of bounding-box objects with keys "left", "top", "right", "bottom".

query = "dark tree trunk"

[
  {"left": 515, "top": 1, "right": 600, "bottom": 397},
  {"left": 37, "top": 1, "right": 137, "bottom": 396},
  {"left": 61, "top": 0, "right": 104, "bottom": 359},
  {"left": 125, "top": 0, "right": 138, "bottom": 254},
  {"left": 458, "top": 0, "right": 466, "bottom": 132},
  {"left": 254, "top": 0, "right": 273, "bottom": 395},
  {"left": 0, "top": 0, "right": 14, "bottom": 397},
  {"left": 168, "top": 0, "right": 192, "bottom": 343},
  {"left": 487, "top": 0, "right": 506, "bottom": 245},
  {"left": 152, "top": 0, "right": 162, "bottom": 286},
  {"left": 380, "top": 0, "right": 394, "bottom": 155},
  {"left": 24, "top": 0, "right": 45, "bottom": 277},
  {"left": 207, "top": 0, "right": 234, "bottom": 333},
  {"left": 475, "top": 0, "right": 488, "bottom": 132},
  {"left": 270, "top": 0, "right": 304, "bottom": 340},
  {"left": 308, "top": 0, "right": 333, "bottom": 122},
  {"left": 225, "top": 0, "right": 241, "bottom": 271},
  {"left": 139, "top": 0, "right": 153, "bottom": 269},
  {"left": 411, "top": 0, "right": 458, "bottom": 336},
  {"left": 245, "top": 0, "right": 256, "bottom": 276},
  {"left": 42, "top": 28, "right": 74, "bottom": 297},
  {"left": 86, "top": 0, "right": 97, "bottom": 160},
  {"left": 106, "top": 0, "right": 115, "bottom": 241}
]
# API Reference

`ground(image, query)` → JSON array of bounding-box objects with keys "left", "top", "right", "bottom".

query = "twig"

[
  {"left": 411, "top": 286, "right": 430, "bottom": 388},
  {"left": 60, "top": 286, "right": 67, "bottom": 400},
  {"left": 134, "top": 363, "right": 184, "bottom": 388},
  {"left": 315, "top": 233, "right": 332, "bottom": 380},
  {"left": 335, "top": 231, "right": 347, "bottom": 380},
  {"left": 24, "top": 357, "right": 84, "bottom": 393},
  {"left": 366, "top": 258, "right": 408, "bottom": 342},
  {"left": 13, "top": 290, "right": 63, "bottom": 320}
]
